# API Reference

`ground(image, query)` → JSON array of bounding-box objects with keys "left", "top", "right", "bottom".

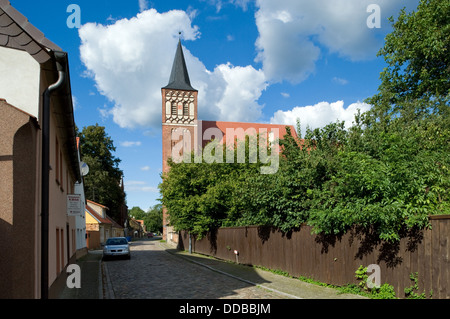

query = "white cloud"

[
  {"left": 270, "top": 100, "right": 371, "bottom": 137},
  {"left": 125, "top": 180, "right": 158, "bottom": 193},
  {"left": 254, "top": 0, "right": 418, "bottom": 84},
  {"left": 138, "top": 0, "right": 149, "bottom": 13},
  {"left": 254, "top": 8, "right": 320, "bottom": 83},
  {"left": 205, "top": 63, "right": 267, "bottom": 122},
  {"left": 206, "top": 0, "right": 252, "bottom": 12},
  {"left": 72, "top": 95, "right": 79, "bottom": 110},
  {"left": 79, "top": 8, "right": 268, "bottom": 129},
  {"left": 120, "top": 141, "right": 142, "bottom": 147},
  {"left": 140, "top": 166, "right": 150, "bottom": 171},
  {"left": 141, "top": 186, "right": 159, "bottom": 192},
  {"left": 79, "top": 9, "right": 199, "bottom": 129},
  {"left": 125, "top": 181, "right": 146, "bottom": 185},
  {"left": 98, "top": 105, "right": 110, "bottom": 121},
  {"left": 186, "top": 6, "right": 198, "bottom": 20},
  {"left": 333, "top": 77, "right": 348, "bottom": 85}
]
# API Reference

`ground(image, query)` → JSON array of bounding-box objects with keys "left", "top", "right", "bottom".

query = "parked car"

[{"left": 102, "top": 237, "right": 131, "bottom": 260}]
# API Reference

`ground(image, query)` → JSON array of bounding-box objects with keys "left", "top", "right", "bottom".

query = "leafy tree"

[
  {"left": 304, "top": 0, "right": 450, "bottom": 241},
  {"left": 78, "top": 124, "right": 126, "bottom": 222},
  {"left": 128, "top": 205, "right": 163, "bottom": 233},
  {"left": 129, "top": 206, "right": 146, "bottom": 220},
  {"left": 159, "top": 138, "right": 266, "bottom": 238},
  {"left": 146, "top": 204, "right": 163, "bottom": 233},
  {"left": 160, "top": 158, "right": 233, "bottom": 238},
  {"left": 366, "top": 0, "right": 449, "bottom": 116},
  {"left": 144, "top": 204, "right": 163, "bottom": 233},
  {"left": 78, "top": 124, "right": 122, "bottom": 175},
  {"left": 349, "top": 0, "right": 450, "bottom": 239}
]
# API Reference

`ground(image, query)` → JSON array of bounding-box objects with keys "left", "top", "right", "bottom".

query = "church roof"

[
  {"left": 163, "top": 39, "right": 197, "bottom": 91},
  {"left": 200, "top": 120, "right": 298, "bottom": 144}
]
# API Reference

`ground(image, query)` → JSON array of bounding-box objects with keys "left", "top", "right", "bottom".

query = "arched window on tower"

[
  {"left": 171, "top": 102, "right": 177, "bottom": 115},
  {"left": 183, "top": 103, "right": 189, "bottom": 116}
]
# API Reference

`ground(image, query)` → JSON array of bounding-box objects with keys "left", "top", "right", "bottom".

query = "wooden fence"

[{"left": 179, "top": 215, "right": 449, "bottom": 299}]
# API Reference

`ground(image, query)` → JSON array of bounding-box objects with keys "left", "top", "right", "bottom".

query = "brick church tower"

[
  {"left": 160, "top": 40, "right": 298, "bottom": 244},
  {"left": 161, "top": 40, "right": 198, "bottom": 242}
]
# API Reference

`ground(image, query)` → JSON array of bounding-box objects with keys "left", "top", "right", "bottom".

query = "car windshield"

[{"left": 106, "top": 238, "right": 128, "bottom": 245}]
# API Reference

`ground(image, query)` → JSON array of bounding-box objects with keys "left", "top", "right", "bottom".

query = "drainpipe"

[{"left": 41, "top": 51, "right": 66, "bottom": 299}]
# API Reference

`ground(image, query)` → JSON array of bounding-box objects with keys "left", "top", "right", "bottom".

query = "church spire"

[{"left": 163, "top": 39, "right": 197, "bottom": 91}]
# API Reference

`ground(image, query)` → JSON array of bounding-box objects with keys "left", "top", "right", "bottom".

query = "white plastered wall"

[{"left": 0, "top": 46, "right": 40, "bottom": 119}]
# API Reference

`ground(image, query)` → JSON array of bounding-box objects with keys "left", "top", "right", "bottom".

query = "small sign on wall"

[{"left": 67, "top": 194, "right": 82, "bottom": 216}]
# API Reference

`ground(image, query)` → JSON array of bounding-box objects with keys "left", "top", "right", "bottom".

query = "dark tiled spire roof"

[{"left": 163, "top": 39, "right": 197, "bottom": 91}]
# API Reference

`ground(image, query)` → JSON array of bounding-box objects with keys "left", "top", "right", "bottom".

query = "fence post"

[{"left": 189, "top": 233, "right": 192, "bottom": 254}]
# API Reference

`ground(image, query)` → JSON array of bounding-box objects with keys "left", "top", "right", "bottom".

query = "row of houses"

[
  {"left": 85, "top": 199, "right": 145, "bottom": 250},
  {"left": 0, "top": 1, "right": 142, "bottom": 299}
]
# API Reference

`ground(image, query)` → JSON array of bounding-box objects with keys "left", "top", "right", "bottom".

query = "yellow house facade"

[{"left": 85, "top": 200, "right": 124, "bottom": 249}]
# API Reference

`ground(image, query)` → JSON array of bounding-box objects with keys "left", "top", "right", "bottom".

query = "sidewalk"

[
  {"left": 159, "top": 241, "right": 366, "bottom": 299},
  {"left": 59, "top": 250, "right": 103, "bottom": 299}
]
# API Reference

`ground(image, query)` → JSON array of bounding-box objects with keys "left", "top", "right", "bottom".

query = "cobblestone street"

[{"left": 102, "top": 238, "right": 288, "bottom": 299}]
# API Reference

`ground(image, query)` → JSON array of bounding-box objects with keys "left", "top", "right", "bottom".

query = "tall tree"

[
  {"left": 128, "top": 205, "right": 163, "bottom": 233},
  {"left": 159, "top": 139, "right": 264, "bottom": 238},
  {"left": 366, "top": 0, "right": 449, "bottom": 116},
  {"left": 128, "top": 206, "right": 146, "bottom": 220},
  {"left": 78, "top": 124, "right": 126, "bottom": 222},
  {"left": 146, "top": 204, "right": 163, "bottom": 234}
]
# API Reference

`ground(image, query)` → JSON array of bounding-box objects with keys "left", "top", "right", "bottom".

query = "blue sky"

[{"left": 10, "top": 0, "right": 419, "bottom": 211}]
